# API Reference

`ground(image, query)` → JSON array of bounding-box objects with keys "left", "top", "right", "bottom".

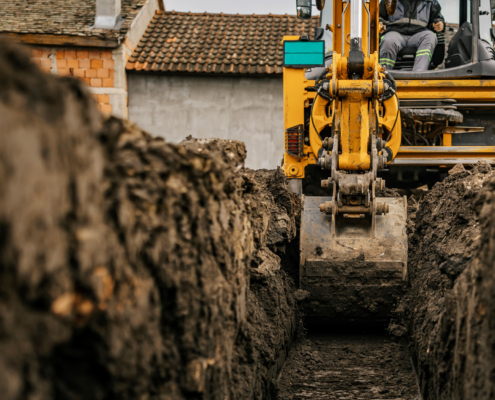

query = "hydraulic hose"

[
  {"left": 382, "top": 70, "right": 397, "bottom": 102},
  {"left": 377, "top": 70, "right": 400, "bottom": 163},
  {"left": 315, "top": 68, "right": 329, "bottom": 85},
  {"left": 382, "top": 94, "right": 401, "bottom": 163}
]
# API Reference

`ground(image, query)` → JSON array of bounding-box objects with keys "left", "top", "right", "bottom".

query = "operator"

[{"left": 379, "top": 0, "right": 445, "bottom": 71}]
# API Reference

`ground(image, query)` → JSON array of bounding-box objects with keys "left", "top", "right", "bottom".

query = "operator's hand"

[
  {"left": 433, "top": 21, "right": 444, "bottom": 32},
  {"left": 380, "top": 22, "right": 386, "bottom": 34}
]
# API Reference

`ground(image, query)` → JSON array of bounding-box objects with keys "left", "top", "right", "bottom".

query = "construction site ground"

[
  {"left": 2, "top": 40, "right": 495, "bottom": 400},
  {"left": 277, "top": 332, "right": 418, "bottom": 399}
]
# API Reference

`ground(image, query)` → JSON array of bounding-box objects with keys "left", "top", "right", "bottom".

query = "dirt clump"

[
  {"left": 0, "top": 41, "right": 301, "bottom": 400},
  {"left": 180, "top": 136, "right": 247, "bottom": 169},
  {"left": 392, "top": 162, "right": 495, "bottom": 398}
]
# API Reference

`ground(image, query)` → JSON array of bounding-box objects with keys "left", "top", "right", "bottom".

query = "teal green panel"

[
  {"left": 284, "top": 41, "right": 324, "bottom": 67},
  {"left": 285, "top": 41, "right": 324, "bottom": 54},
  {"left": 284, "top": 53, "right": 324, "bottom": 66}
]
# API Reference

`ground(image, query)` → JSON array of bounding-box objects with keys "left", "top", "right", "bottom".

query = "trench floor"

[{"left": 277, "top": 332, "right": 419, "bottom": 400}]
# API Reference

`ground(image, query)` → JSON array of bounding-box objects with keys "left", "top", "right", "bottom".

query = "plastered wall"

[{"left": 128, "top": 73, "right": 284, "bottom": 169}]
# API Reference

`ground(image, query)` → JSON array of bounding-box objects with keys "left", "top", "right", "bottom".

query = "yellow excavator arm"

[
  {"left": 283, "top": 0, "right": 495, "bottom": 324},
  {"left": 283, "top": 0, "right": 407, "bottom": 324}
]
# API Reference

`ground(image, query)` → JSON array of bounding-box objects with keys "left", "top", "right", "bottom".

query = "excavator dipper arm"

[{"left": 284, "top": 0, "right": 407, "bottom": 324}]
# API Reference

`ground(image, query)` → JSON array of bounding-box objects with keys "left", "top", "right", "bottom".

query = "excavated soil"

[
  {"left": 0, "top": 41, "right": 301, "bottom": 400},
  {"left": 391, "top": 162, "right": 495, "bottom": 399}
]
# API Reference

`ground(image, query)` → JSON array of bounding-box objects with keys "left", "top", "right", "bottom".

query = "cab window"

[
  {"left": 480, "top": 0, "right": 493, "bottom": 43},
  {"left": 438, "top": 0, "right": 460, "bottom": 24},
  {"left": 319, "top": 4, "right": 333, "bottom": 54}
]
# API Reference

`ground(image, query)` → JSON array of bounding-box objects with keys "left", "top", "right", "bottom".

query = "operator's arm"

[
  {"left": 429, "top": 1, "right": 445, "bottom": 32},
  {"left": 379, "top": 1, "right": 388, "bottom": 24},
  {"left": 379, "top": 1, "right": 388, "bottom": 33}
]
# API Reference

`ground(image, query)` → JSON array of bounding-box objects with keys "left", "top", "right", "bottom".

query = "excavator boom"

[{"left": 286, "top": 0, "right": 407, "bottom": 323}]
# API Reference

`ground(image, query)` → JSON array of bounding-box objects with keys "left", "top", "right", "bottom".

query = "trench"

[
  {"left": 273, "top": 191, "right": 420, "bottom": 399},
  {"left": 273, "top": 160, "right": 495, "bottom": 400},
  {"left": 2, "top": 39, "right": 495, "bottom": 400},
  {"left": 277, "top": 328, "right": 419, "bottom": 399}
]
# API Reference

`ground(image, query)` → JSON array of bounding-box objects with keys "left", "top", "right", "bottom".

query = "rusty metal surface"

[
  {"left": 443, "top": 127, "right": 485, "bottom": 134},
  {"left": 391, "top": 158, "right": 495, "bottom": 166},
  {"left": 391, "top": 145, "right": 495, "bottom": 166},
  {"left": 300, "top": 196, "right": 408, "bottom": 323}
]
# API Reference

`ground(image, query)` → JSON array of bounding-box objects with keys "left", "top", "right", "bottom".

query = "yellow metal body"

[
  {"left": 282, "top": 50, "right": 400, "bottom": 178},
  {"left": 283, "top": 67, "right": 317, "bottom": 178},
  {"left": 282, "top": 2, "right": 495, "bottom": 180},
  {"left": 283, "top": 0, "right": 402, "bottom": 178}
]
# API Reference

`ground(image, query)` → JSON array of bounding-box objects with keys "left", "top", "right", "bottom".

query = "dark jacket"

[{"left": 379, "top": 0, "right": 445, "bottom": 36}]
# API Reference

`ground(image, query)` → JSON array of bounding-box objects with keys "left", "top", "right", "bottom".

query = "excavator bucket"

[{"left": 300, "top": 196, "right": 408, "bottom": 325}]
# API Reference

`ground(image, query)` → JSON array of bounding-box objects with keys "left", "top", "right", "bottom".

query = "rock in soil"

[{"left": 0, "top": 40, "right": 301, "bottom": 400}]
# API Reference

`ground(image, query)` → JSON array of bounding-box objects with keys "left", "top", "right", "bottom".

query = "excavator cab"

[
  {"left": 392, "top": 0, "right": 495, "bottom": 71},
  {"left": 285, "top": 0, "right": 495, "bottom": 325}
]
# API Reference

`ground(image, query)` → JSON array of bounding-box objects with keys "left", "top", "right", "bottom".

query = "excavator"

[{"left": 283, "top": 0, "right": 495, "bottom": 324}]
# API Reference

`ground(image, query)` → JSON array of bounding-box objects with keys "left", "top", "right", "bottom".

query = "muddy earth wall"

[
  {"left": 0, "top": 41, "right": 300, "bottom": 400},
  {"left": 395, "top": 163, "right": 495, "bottom": 399}
]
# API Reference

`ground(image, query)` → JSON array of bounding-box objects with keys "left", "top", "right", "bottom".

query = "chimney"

[{"left": 94, "top": 0, "right": 122, "bottom": 29}]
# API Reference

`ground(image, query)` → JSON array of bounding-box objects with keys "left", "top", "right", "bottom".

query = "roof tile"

[
  {"left": 127, "top": 11, "right": 320, "bottom": 75},
  {"left": 0, "top": 0, "right": 147, "bottom": 41}
]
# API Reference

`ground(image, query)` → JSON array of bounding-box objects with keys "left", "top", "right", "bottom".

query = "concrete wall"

[{"left": 128, "top": 73, "right": 284, "bottom": 170}]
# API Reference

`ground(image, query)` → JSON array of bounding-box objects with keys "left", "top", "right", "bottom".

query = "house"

[
  {"left": 0, "top": 0, "right": 164, "bottom": 117},
  {"left": 0, "top": 2, "right": 318, "bottom": 168},
  {"left": 125, "top": 12, "right": 319, "bottom": 169},
  {"left": 4, "top": 3, "right": 460, "bottom": 169}
]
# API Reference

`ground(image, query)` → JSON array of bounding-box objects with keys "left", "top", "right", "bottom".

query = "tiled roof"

[
  {"left": 0, "top": 0, "right": 147, "bottom": 41},
  {"left": 126, "top": 11, "right": 320, "bottom": 74}
]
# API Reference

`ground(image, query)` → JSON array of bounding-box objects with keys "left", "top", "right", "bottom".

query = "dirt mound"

[
  {"left": 0, "top": 40, "right": 300, "bottom": 400},
  {"left": 393, "top": 162, "right": 495, "bottom": 398}
]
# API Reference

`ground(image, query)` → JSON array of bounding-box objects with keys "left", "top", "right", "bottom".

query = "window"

[
  {"left": 480, "top": 0, "right": 492, "bottom": 43},
  {"left": 319, "top": 3, "right": 333, "bottom": 54},
  {"left": 438, "top": 0, "right": 460, "bottom": 24}
]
